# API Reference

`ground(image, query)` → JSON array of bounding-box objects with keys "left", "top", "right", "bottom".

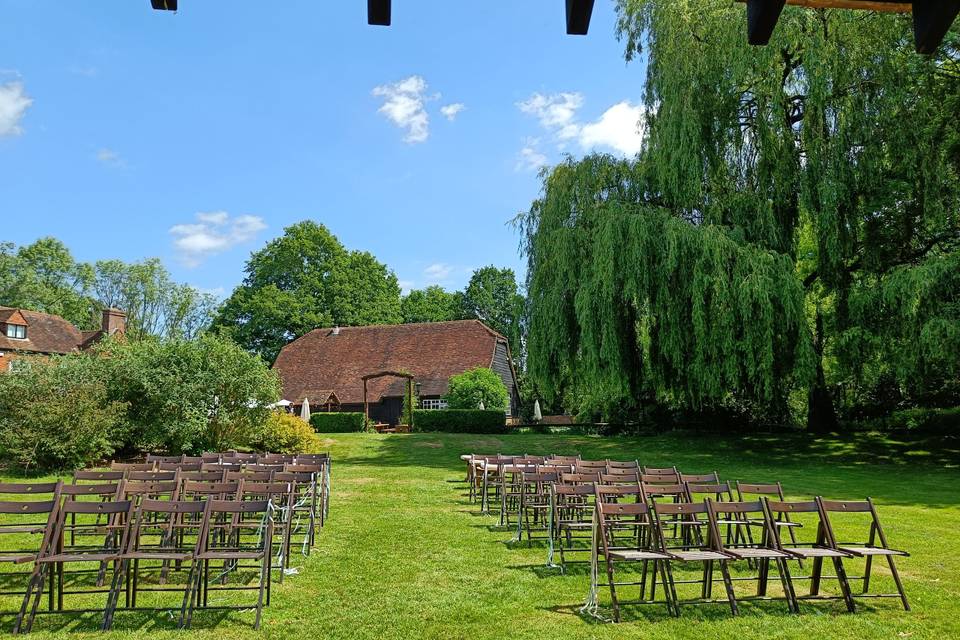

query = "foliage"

[
  {"left": 92, "top": 258, "right": 218, "bottom": 340},
  {"left": 254, "top": 412, "right": 321, "bottom": 453},
  {"left": 0, "top": 238, "right": 218, "bottom": 339},
  {"left": 459, "top": 266, "right": 525, "bottom": 361},
  {"left": 213, "top": 221, "right": 403, "bottom": 362},
  {"left": 0, "top": 354, "right": 128, "bottom": 470},
  {"left": 101, "top": 335, "right": 281, "bottom": 453},
  {"left": 309, "top": 412, "right": 367, "bottom": 433},
  {"left": 519, "top": 1, "right": 960, "bottom": 428},
  {"left": 520, "top": 155, "right": 812, "bottom": 423},
  {"left": 444, "top": 367, "right": 511, "bottom": 411},
  {"left": 844, "top": 406, "right": 960, "bottom": 435},
  {"left": 401, "top": 285, "right": 461, "bottom": 323},
  {"left": 0, "top": 238, "right": 96, "bottom": 329},
  {"left": 411, "top": 409, "right": 508, "bottom": 433}
]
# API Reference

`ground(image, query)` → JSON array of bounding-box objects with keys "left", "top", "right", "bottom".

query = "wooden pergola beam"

[
  {"left": 741, "top": 0, "right": 959, "bottom": 54},
  {"left": 913, "top": 1, "right": 960, "bottom": 54},
  {"left": 368, "top": 0, "right": 391, "bottom": 26},
  {"left": 566, "top": 0, "right": 596, "bottom": 36}
]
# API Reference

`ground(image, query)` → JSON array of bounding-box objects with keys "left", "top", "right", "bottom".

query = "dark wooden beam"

[
  {"left": 150, "top": 0, "right": 176, "bottom": 10},
  {"left": 566, "top": 0, "right": 595, "bottom": 36},
  {"left": 746, "top": 0, "right": 787, "bottom": 45},
  {"left": 368, "top": 0, "right": 391, "bottom": 26},
  {"left": 913, "top": 0, "right": 960, "bottom": 54}
]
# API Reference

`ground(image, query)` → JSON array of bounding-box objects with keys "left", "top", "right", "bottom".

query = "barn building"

[{"left": 273, "top": 320, "right": 520, "bottom": 424}]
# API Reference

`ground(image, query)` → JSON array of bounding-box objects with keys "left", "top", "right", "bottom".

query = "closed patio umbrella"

[
  {"left": 300, "top": 397, "right": 311, "bottom": 422},
  {"left": 533, "top": 399, "right": 542, "bottom": 422}
]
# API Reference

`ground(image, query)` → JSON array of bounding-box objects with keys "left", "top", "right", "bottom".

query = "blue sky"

[{"left": 0, "top": 0, "right": 646, "bottom": 297}]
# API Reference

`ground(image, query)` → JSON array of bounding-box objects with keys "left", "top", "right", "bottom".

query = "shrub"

[
  {"left": 254, "top": 412, "right": 320, "bottom": 453},
  {"left": 310, "top": 412, "right": 366, "bottom": 433},
  {"left": 412, "top": 409, "right": 508, "bottom": 434},
  {"left": 100, "top": 335, "right": 281, "bottom": 453},
  {"left": 444, "top": 367, "right": 510, "bottom": 411},
  {"left": 0, "top": 355, "right": 128, "bottom": 470}
]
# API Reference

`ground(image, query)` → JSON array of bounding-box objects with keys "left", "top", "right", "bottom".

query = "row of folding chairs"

[
  {"left": 462, "top": 453, "right": 909, "bottom": 622},
  {"left": 0, "top": 451, "right": 332, "bottom": 633}
]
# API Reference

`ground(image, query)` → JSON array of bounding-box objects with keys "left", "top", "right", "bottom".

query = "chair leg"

[
  {"left": 606, "top": 562, "right": 621, "bottom": 623},
  {"left": 718, "top": 561, "right": 738, "bottom": 616},
  {"left": 832, "top": 556, "right": 856, "bottom": 613},
  {"left": 886, "top": 555, "right": 910, "bottom": 611},
  {"left": 776, "top": 558, "right": 799, "bottom": 613}
]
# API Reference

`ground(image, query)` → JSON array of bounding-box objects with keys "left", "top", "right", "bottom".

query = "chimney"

[{"left": 102, "top": 308, "right": 126, "bottom": 336}]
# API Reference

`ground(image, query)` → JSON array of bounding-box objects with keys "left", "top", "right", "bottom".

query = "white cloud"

[
  {"left": 578, "top": 101, "right": 645, "bottom": 156},
  {"left": 517, "top": 91, "right": 645, "bottom": 159},
  {"left": 440, "top": 102, "right": 465, "bottom": 121},
  {"left": 517, "top": 92, "right": 584, "bottom": 140},
  {"left": 423, "top": 263, "right": 453, "bottom": 283},
  {"left": 96, "top": 148, "right": 125, "bottom": 167},
  {"left": 372, "top": 75, "right": 432, "bottom": 143},
  {"left": 398, "top": 280, "right": 415, "bottom": 295},
  {"left": 516, "top": 141, "right": 547, "bottom": 173},
  {"left": 0, "top": 80, "right": 32, "bottom": 137},
  {"left": 170, "top": 211, "right": 267, "bottom": 267}
]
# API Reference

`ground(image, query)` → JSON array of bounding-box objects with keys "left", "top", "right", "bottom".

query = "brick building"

[{"left": 0, "top": 307, "right": 126, "bottom": 371}]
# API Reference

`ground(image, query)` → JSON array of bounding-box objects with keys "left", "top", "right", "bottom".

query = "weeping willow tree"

[
  {"left": 522, "top": 2, "right": 960, "bottom": 428},
  {"left": 521, "top": 156, "right": 813, "bottom": 423}
]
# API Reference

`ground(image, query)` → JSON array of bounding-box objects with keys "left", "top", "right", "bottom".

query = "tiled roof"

[
  {"left": 0, "top": 306, "right": 85, "bottom": 355},
  {"left": 274, "top": 320, "right": 507, "bottom": 404}
]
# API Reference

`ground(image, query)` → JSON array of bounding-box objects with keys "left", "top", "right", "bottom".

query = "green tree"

[
  {"left": 213, "top": 221, "right": 402, "bottom": 361},
  {"left": 0, "top": 238, "right": 95, "bottom": 329},
  {"left": 444, "top": 367, "right": 510, "bottom": 411},
  {"left": 401, "top": 285, "right": 460, "bottom": 323},
  {"left": 102, "top": 334, "right": 281, "bottom": 453},
  {"left": 459, "top": 266, "right": 525, "bottom": 362},
  {"left": 613, "top": 1, "right": 960, "bottom": 429}
]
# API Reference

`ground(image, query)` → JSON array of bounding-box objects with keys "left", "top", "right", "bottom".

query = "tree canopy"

[
  {"left": 401, "top": 285, "right": 461, "bottom": 323},
  {"left": 521, "top": 2, "right": 960, "bottom": 426},
  {"left": 212, "top": 221, "right": 403, "bottom": 362}
]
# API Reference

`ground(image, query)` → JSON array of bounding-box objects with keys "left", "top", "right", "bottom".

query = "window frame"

[{"left": 4, "top": 324, "right": 26, "bottom": 340}]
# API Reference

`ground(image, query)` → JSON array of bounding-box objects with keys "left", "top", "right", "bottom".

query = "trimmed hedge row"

[
  {"left": 310, "top": 412, "right": 366, "bottom": 433},
  {"left": 412, "top": 409, "right": 509, "bottom": 434}
]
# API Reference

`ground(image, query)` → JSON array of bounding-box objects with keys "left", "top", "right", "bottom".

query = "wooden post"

[
  {"left": 408, "top": 378, "right": 414, "bottom": 431},
  {"left": 363, "top": 378, "right": 369, "bottom": 429}
]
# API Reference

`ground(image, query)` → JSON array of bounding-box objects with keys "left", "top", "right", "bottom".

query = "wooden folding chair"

[
  {"left": 605, "top": 460, "right": 639, "bottom": 471},
  {"left": 236, "top": 481, "right": 295, "bottom": 583},
  {"left": 186, "top": 500, "right": 273, "bottom": 630},
  {"left": 765, "top": 498, "right": 856, "bottom": 612},
  {"left": 600, "top": 469, "right": 641, "bottom": 486},
  {"left": 735, "top": 482, "right": 803, "bottom": 559},
  {"left": 0, "top": 483, "right": 61, "bottom": 625},
  {"left": 116, "top": 499, "right": 206, "bottom": 627},
  {"left": 518, "top": 471, "right": 558, "bottom": 546},
  {"left": 16, "top": 500, "right": 135, "bottom": 633},
  {"left": 651, "top": 500, "right": 738, "bottom": 616},
  {"left": 110, "top": 462, "right": 155, "bottom": 473},
  {"left": 146, "top": 454, "right": 182, "bottom": 465},
  {"left": 586, "top": 486, "right": 673, "bottom": 621},
  {"left": 706, "top": 499, "right": 799, "bottom": 613},
  {"left": 551, "top": 483, "right": 595, "bottom": 570},
  {"left": 818, "top": 498, "right": 909, "bottom": 610}
]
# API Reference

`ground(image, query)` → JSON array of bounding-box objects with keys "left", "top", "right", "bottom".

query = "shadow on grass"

[{"left": 340, "top": 431, "right": 960, "bottom": 508}]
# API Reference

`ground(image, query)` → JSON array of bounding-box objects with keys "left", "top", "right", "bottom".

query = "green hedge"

[
  {"left": 412, "top": 409, "right": 509, "bottom": 434},
  {"left": 310, "top": 412, "right": 366, "bottom": 433}
]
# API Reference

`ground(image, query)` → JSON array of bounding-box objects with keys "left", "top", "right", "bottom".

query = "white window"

[
  {"left": 420, "top": 398, "right": 448, "bottom": 410},
  {"left": 5, "top": 324, "right": 26, "bottom": 339}
]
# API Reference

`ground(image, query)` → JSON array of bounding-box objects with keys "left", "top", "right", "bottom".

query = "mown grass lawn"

[{"left": 1, "top": 430, "right": 958, "bottom": 639}]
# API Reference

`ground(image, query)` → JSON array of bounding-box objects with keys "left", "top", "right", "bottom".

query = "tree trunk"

[{"left": 807, "top": 310, "right": 838, "bottom": 433}]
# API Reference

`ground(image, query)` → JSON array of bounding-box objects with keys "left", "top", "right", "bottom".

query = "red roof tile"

[{"left": 274, "top": 320, "right": 507, "bottom": 404}]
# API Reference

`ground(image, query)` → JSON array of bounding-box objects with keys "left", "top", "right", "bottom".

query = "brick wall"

[{"left": 0, "top": 352, "right": 12, "bottom": 372}]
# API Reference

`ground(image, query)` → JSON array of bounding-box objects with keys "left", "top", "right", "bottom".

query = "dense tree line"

[
  {"left": 520, "top": 2, "right": 959, "bottom": 428},
  {"left": 0, "top": 238, "right": 217, "bottom": 340}
]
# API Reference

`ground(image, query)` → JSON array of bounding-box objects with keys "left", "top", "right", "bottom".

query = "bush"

[
  {"left": 254, "top": 412, "right": 320, "bottom": 453},
  {"left": 844, "top": 406, "right": 960, "bottom": 435},
  {"left": 412, "top": 409, "right": 509, "bottom": 434},
  {"left": 445, "top": 367, "right": 510, "bottom": 411},
  {"left": 310, "top": 412, "right": 366, "bottom": 433},
  {"left": 0, "top": 355, "right": 128, "bottom": 470}
]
